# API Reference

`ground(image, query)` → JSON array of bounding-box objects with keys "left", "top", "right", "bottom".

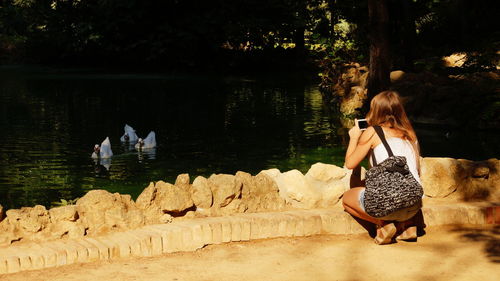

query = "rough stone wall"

[
  {"left": 0, "top": 157, "right": 498, "bottom": 247},
  {"left": 421, "top": 157, "right": 500, "bottom": 201}
]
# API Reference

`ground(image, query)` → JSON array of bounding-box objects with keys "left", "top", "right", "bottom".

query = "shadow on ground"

[{"left": 450, "top": 225, "right": 500, "bottom": 263}]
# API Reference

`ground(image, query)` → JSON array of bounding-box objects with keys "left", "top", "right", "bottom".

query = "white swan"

[
  {"left": 135, "top": 131, "right": 156, "bottom": 150},
  {"left": 93, "top": 158, "right": 112, "bottom": 174},
  {"left": 91, "top": 137, "right": 113, "bottom": 159},
  {"left": 100, "top": 158, "right": 112, "bottom": 170},
  {"left": 120, "top": 124, "right": 139, "bottom": 142}
]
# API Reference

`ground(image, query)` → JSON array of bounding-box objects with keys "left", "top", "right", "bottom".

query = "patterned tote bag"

[{"left": 364, "top": 126, "right": 423, "bottom": 218}]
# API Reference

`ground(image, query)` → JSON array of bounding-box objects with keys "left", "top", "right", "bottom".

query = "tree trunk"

[{"left": 367, "top": 0, "right": 391, "bottom": 100}]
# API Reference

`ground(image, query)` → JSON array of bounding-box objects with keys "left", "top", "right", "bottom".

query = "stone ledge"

[{"left": 0, "top": 203, "right": 498, "bottom": 275}]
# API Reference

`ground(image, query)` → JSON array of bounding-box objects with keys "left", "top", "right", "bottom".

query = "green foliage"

[
  {"left": 0, "top": 0, "right": 497, "bottom": 70},
  {"left": 51, "top": 197, "right": 79, "bottom": 208},
  {"left": 12, "top": 0, "right": 35, "bottom": 8}
]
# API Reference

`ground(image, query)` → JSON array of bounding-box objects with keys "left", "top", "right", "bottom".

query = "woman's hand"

[
  {"left": 349, "top": 119, "right": 363, "bottom": 140},
  {"left": 344, "top": 124, "right": 375, "bottom": 169}
]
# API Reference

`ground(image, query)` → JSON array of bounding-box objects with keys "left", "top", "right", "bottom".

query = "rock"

[
  {"left": 0, "top": 205, "right": 50, "bottom": 245},
  {"left": 208, "top": 174, "right": 242, "bottom": 208},
  {"left": 206, "top": 173, "right": 246, "bottom": 216},
  {"left": 125, "top": 208, "right": 146, "bottom": 229},
  {"left": 214, "top": 198, "right": 245, "bottom": 216},
  {"left": 101, "top": 198, "right": 144, "bottom": 230},
  {"left": 253, "top": 172, "right": 287, "bottom": 211},
  {"left": 442, "top": 52, "right": 467, "bottom": 67},
  {"left": 175, "top": 173, "right": 190, "bottom": 186},
  {"left": 76, "top": 190, "right": 116, "bottom": 229},
  {"left": 136, "top": 181, "right": 194, "bottom": 219},
  {"left": 340, "top": 63, "right": 368, "bottom": 89},
  {"left": 236, "top": 171, "right": 253, "bottom": 199},
  {"left": 260, "top": 168, "right": 281, "bottom": 179},
  {"left": 305, "top": 163, "right": 351, "bottom": 207},
  {"left": 0, "top": 232, "right": 20, "bottom": 247},
  {"left": 274, "top": 169, "right": 321, "bottom": 209},
  {"left": 160, "top": 213, "right": 173, "bottom": 223},
  {"left": 472, "top": 166, "right": 490, "bottom": 178},
  {"left": 49, "top": 221, "right": 85, "bottom": 239},
  {"left": 235, "top": 171, "right": 257, "bottom": 213},
  {"left": 0, "top": 212, "right": 17, "bottom": 246},
  {"left": 49, "top": 205, "right": 78, "bottom": 223},
  {"left": 305, "top": 162, "right": 346, "bottom": 182},
  {"left": 173, "top": 209, "right": 204, "bottom": 221},
  {"left": 459, "top": 159, "right": 500, "bottom": 201},
  {"left": 141, "top": 207, "right": 164, "bottom": 225},
  {"left": 324, "top": 62, "right": 369, "bottom": 121},
  {"left": 155, "top": 181, "right": 194, "bottom": 213},
  {"left": 23, "top": 205, "right": 50, "bottom": 233},
  {"left": 237, "top": 171, "right": 287, "bottom": 212},
  {"left": 420, "top": 157, "right": 500, "bottom": 201},
  {"left": 5, "top": 205, "right": 50, "bottom": 233},
  {"left": 390, "top": 70, "right": 405, "bottom": 82},
  {"left": 485, "top": 159, "right": 500, "bottom": 201},
  {"left": 135, "top": 182, "right": 157, "bottom": 210},
  {"left": 136, "top": 182, "right": 164, "bottom": 224},
  {"left": 191, "top": 176, "right": 213, "bottom": 209},
  {"left": 265, "top": 164, "right": 358, "bottom": 209},
  {"left": 76, "top": 190, "right": 145, "bottom": 235},
  {"left": 175, "top": 173, "right": 191, "bottom": 192},
  {"left": 340, "top": 86, "right": 368, "bottom": 117},
  {"left": 420, "top": 158, "right": 464, "bottom": 198}
]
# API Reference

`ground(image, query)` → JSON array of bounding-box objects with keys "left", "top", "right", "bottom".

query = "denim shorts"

[
  {"left": 359, "top": 189, "right": 422, "bottom": 222},
  {"left": 359, "top": 189, "right": 366, "bottom": 211}
]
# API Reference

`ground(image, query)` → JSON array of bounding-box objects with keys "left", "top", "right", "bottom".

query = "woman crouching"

[{"left": 343, "top": 91, "right": 424, "bottom": 245}]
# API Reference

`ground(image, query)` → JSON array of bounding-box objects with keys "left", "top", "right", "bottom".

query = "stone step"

[{"left": 0, "top": 204, "right": 498, "bottom": 275}]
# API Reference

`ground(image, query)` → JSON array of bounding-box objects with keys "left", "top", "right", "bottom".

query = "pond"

[{"left": 0, "top": 66, "right": 498, "bottom": 209}]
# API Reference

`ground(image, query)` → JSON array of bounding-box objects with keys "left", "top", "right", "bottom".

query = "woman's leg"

[
  {"left": 342, "top": 187, "right": 383, "bottom": 225},
  {"left": 343, "top": 187, "right": 397, "bottom": 244}
]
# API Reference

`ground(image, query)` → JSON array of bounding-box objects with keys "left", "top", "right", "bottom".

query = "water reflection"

[
  {"left": 138, "top": 148, "right": 157, "bottom": 162},
  {"left": 120, "top": 142, "right": 137, "bottom": 153},
  {"left": 0, "top": 68, "right": 343, "bottom": 209},
  {"left": 93, "top": 158, "right": 111, "bottom": 177}
]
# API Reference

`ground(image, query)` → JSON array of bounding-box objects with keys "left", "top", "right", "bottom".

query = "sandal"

[
  {"left": 374, "top": 223, "right": 396, "bottom": 245},
  {"left": 396, "top": 226, "right": 417, "bottom": 241}
]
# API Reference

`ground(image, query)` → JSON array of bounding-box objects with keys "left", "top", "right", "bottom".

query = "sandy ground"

[{"left": 1, "top": 225, "right": 498, "bottom": 281}]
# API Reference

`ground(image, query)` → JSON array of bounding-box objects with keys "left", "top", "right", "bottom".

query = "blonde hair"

[{"left": 366, "top": 91, "right": 420, "bottom": 171}]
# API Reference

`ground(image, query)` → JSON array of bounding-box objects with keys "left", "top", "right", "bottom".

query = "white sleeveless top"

[{"left": 369, "top": 138, "right": 421, "bottom": 184}]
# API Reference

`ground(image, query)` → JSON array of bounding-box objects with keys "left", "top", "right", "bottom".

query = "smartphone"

[{"left": 357, "top": 119, "right": 368, "bottom": 130}]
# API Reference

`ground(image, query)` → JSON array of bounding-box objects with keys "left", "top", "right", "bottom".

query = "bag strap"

[
  {"left": 373, "top": 126, "right": 394, "bottom": 157},
  {"left": 371, "top": 149, "right": 378, "bottom": 166}
]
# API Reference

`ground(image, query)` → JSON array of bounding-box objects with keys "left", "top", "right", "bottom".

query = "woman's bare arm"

[{"left": 345, "top": 126, "right": 376, "bottom": 169}]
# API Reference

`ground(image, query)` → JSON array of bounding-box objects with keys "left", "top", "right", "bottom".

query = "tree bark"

[{"left": 367, "top": 0, "right": 391, "bottom": 100}]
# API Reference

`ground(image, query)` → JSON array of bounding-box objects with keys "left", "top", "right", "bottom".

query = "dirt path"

[{"left": 1, "top": 225, "right": 498, "bottom": 281}]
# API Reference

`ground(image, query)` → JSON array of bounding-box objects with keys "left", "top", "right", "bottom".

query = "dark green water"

[
  {"left": 0, "top": 67, "right": 346, "bottom": 209},
  {"left": 0, "top": 67, "right": 498, "bottom": 210}
]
